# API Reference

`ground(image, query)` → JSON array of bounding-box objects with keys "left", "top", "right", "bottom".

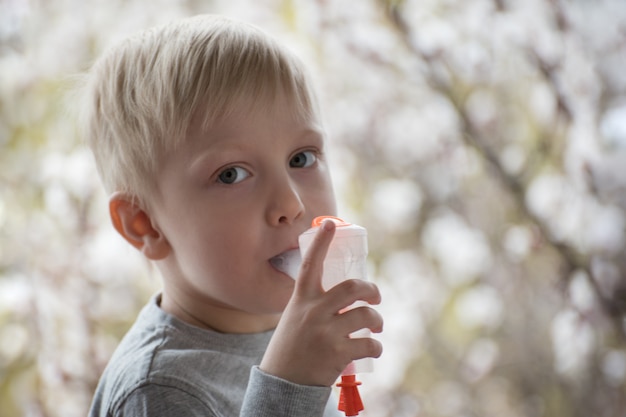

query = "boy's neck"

[{"left": 159, "top": 291, "right": 281, "bottom": 334}]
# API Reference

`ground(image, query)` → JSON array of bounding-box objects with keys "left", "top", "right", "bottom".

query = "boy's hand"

[{"left": 260, "top": 219, "right": 383, "bottom": 387}]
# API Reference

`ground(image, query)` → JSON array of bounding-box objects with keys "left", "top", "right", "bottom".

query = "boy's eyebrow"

[
  {"left": 187, "top": 140, "right": 243, "bottom": 178},
  {"left": 296, "top": 128, "right": 325, "bottom": 146}
]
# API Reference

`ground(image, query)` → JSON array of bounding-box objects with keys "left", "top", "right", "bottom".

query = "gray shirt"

[{"left": 89, "top": 294, "right": 341, "bottom": 417}]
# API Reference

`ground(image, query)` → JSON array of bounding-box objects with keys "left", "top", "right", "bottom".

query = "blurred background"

[{"left": 1, "top": 0, "right": 626, "bottom": 416}]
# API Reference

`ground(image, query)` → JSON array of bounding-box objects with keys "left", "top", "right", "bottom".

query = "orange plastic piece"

[
  {"left": 336, "top": 375, "right": 364, "bottom": 416},
  {"left": 312, "top": 216, "right": 351, "bottom": 228}
]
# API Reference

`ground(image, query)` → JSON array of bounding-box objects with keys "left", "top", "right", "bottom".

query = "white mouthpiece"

[{"left": 270, "top": 249, "right": 302, "bottom": 280}]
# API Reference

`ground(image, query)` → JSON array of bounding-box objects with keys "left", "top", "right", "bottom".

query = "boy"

[{"left": 83, "top": 14, "right": 383, "bottom": 417}]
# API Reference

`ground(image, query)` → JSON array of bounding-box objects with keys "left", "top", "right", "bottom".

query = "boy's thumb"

[{"left": 296, "top": 219, "right": 335, "bottom": 296}]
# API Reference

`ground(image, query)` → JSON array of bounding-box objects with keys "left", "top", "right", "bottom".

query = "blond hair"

[{"left": 82, "top": 15, "right": 320, "bottom": 205}]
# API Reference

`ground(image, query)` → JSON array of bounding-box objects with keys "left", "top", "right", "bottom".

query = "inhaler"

[
  {"left": 298, "top": 216, "right": 373, "bottom": 374},
  {"left": 299, "top": 216, "right": 372, "bottom": 416},
  {"left": 272, "top": 216, "right": 374, "bottom": 415}
]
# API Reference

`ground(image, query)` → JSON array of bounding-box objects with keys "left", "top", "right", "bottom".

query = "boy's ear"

[{"left": 109, "top": 192, "right": 171, "bottom": 260}]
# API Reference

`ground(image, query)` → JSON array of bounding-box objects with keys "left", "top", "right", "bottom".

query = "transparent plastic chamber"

[{"left": 298, "top": 216, "right": 373, "bottom": 376}]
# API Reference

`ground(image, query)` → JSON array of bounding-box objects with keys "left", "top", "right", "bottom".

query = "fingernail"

[{"left": 322, "top": 219, "right": 334, "bottom": 231}]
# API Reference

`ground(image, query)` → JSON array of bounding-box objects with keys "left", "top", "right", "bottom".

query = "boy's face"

[{"left": 148, "top": 94, "right": 336, "bottom": 332}]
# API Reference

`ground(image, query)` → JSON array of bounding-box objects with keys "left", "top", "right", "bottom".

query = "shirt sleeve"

[
  {"left": 114, "top": 384, "right": 217, "bottom": 417},
  {"left": 110, "top": 368, "right": 340, "bottom": 417},
  {"left": 241, "top": 366, "right": 339, "bottom": 417}
]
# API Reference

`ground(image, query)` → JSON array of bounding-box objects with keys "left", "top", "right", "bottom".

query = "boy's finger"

[
  {"left": 347, "top": 336, "right": 383, "bottom": 361},
  {"left": 296, "top": 219, "right": 336, "bottom": 297},
  {"left": 323, "top": 279, "right": 381, "bottom": 313},
  {"left": 334, "top": 306, "right": 384, "bottom": 336}
]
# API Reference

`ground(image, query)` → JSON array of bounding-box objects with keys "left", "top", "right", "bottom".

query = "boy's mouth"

[{"left": 269, "top": 249, "right": 301, "bottom": 280}]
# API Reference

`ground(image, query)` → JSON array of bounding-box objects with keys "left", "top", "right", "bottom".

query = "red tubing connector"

[{"left": 336, "top": 375, "right": 364, "bottom": 416}]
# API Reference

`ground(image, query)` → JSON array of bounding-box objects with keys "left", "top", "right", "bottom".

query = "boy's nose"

[{"left": 267, "top": 178, "right": 305, "bottom": 226}]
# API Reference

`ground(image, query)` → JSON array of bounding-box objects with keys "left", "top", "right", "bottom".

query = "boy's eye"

[
  {"left": 217, "top": 166, "right": 250, "bottom": 184},
  {"left": 289, "top": 151, "right": 317, "bottom": 168}
]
